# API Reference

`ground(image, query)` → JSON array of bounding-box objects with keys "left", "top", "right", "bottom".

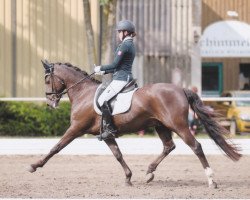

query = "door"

[
  {"left": 239, "top": 63, "right": 250, "bottom": 90},
  {"left": 202, "top": 63, "right": 223, "bottom": 96}
]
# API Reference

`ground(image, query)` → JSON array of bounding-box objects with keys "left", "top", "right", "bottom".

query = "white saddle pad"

[{"left": 93, "top": 85, "right": 138, "bottom": 115}]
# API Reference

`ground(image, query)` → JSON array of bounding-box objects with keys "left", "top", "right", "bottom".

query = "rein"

[
  {"left": 45, "top": 64, "right": 95, "bottom": 101},
  {"left": 57, "top": 72, "right": 95, "bottom": 96}
]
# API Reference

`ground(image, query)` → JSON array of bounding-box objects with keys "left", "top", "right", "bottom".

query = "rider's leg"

[
  {"left": 97, "top": 80, "right": 127, "bottom": 140},
  {"left": 98, "top": 80, "right": 128, "bottom": 107},
  {"left": 98, "top": 101, "right": 117, "bottom": 140}
]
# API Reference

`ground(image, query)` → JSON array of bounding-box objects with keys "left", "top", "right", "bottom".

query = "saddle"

[{"left": 94, "top": 79, "right": 138, "bottom": 115}]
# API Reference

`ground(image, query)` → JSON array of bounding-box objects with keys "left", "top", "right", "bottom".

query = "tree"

[
  {"left": 82, "top": 0, "right": 97, "bottom": 72},
  {"left": 82, "top": 0, "right": 117, "bottom": 82},
  {"left": 100, "top": 0, "right": 117, "bottom": 64}
]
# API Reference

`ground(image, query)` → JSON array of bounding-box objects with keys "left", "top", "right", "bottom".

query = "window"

[{"left": 202, "top": 63, "right": 223, "bottom": 96}]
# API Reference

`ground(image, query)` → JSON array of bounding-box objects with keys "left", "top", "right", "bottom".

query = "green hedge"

[
  {"left": 0, "top": 101, "right": 157, "bottom": 137},
  {"left": 0, "top": 101, "right": 70, "bottom": 136}
]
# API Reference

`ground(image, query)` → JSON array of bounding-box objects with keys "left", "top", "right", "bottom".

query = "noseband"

[{"left": 45, "top": 64, "right": 95, "bottom": 102}]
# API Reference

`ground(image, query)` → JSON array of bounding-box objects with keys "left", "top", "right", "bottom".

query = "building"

[
  {"left": 2, "top": 0, "right": 248, "bottom": 98},
  {"left": 201, "top": 0, "right": 250, "bottom": 96},
  {"left": 0, "top": 0, "right": 98, "bottom": 97},
  {"left": 0, "top": 0, "right": 202, "bottom": 97}
]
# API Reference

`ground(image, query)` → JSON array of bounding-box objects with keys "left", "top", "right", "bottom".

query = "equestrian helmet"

[{"left": 116, "top": 20, "right": 135, "bottom": 33}]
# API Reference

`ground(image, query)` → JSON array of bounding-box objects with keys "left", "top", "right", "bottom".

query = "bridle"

[
  {"left": 44, "top": 63, "right": 95, "bottom": 103},
  {"left": 45, "top": 65, "right": 65, "bottom": 102}
]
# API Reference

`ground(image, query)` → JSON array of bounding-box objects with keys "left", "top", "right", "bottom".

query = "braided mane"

[{"left": 56, "top": 62, "right": 101, "bottom": 84}]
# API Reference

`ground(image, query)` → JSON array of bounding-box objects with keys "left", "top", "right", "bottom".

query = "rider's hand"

[
  {"left": 94, "top": 66, "right": 104, "bottom": 75},
  {"left": 94, "top": 66, "right": 101, "bottom": 73},
  {"left": 95, "top": 71, "right": 105, "bottom": 75}
]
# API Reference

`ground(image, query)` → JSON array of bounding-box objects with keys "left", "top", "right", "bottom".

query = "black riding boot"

[{"left": 97, "top": 101, "right": 117, "bottom": 141}]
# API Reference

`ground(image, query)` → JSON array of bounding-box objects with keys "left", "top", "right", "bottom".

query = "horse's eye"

[
  {"left": 45, "top": 78, "right": 49, "bottom": 83},
  {"left": 45, "top": 75, "right": 50, "bottom": 84}
]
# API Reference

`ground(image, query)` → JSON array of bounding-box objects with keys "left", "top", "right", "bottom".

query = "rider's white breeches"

[{"left": 98, "top": 80, "right": 127, "bottom": 107}]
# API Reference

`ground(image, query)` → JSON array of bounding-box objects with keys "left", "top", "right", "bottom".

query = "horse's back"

[
  {"left": 125, "top": 83, "right": 189, "bottom": 132},
  {"left": 132, "top": 83, "right": 189, "bottom": 116},
  {"left": 135, "top": 83, "right": 187, "bottom": 103}
]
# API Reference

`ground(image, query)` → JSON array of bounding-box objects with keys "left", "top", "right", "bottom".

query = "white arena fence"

[
  {"left": 0, "top": 97, "right": 69, "bottom": 102},
  {"left": 0, "top": 138, "right": 250, "bottom": 155},
  {"left": 1, "top": 97, "right": 250, "bottom": 102},
  {"left": 0, "top": 97, "right": 250, "bottom": 155}
]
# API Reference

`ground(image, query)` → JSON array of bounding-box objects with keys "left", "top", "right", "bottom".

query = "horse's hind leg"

[
  {"left": 28, "top": 126, "right": 79, "bottom": 173},
  {"left": 105, "top": 138, "right": 133, "bottom": 186},
  {"left": 177, "top": 126, "right": 217, "bottom": 188},
  {"left": 146, "top": 125, "right": 175, "bottom": 183}
]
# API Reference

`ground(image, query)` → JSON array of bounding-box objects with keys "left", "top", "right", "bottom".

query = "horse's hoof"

[
  {"left": 27, "top": 165, "right": 36, "bottom": 173},
  {"left": 125, "top": 181, "right": 133, "bottom": 186},
  {"left": 146, "top": 172, "right": 154, "bottom": 183},
  {"left": 209, "top": 181, "right": 218, "bottom": 189}
]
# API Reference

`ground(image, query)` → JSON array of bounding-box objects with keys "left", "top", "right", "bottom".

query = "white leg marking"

[{"left": 205, "top": 167, "right": 214, "bottom": 186}]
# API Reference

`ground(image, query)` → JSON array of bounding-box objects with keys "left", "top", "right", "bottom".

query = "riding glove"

[
  {"left": 95, "top": 71, "right": 105, "bottom": 75},
  {"left": 94, "top": 66, "right": 105, "bottom": 75},
  {"left": 94, "top": 66, "right": 101, "bottom": 72}
]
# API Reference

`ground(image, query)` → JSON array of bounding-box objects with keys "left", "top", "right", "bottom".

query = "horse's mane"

[{"left": 56, "top": 62, "right": 101, "bottom": 84}]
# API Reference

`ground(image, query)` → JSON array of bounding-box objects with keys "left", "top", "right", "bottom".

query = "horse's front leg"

[
  {"left": 104, "top": 138, "right": 133, "bottom": 186},
  {"left": 28, "top": 125, "right": 80, "bottom": 173}
]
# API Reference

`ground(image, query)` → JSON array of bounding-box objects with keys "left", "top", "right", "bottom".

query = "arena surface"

[{"left": 0, "top": 154, "right": 250, "bottom": 199}]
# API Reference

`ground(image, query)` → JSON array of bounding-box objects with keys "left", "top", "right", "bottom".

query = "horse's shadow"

[
  {"left": 145, "top": 179, "right": 250, "bottom": 189},
  {"left": 141, "top": 179, "right": 205, "bottom": 188}
]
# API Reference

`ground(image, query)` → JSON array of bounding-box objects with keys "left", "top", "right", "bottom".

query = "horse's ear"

[
  {"left": 41, "top": 60, "right": 54, "bottom": 73},
  {"left": 41, "top": 60, "right": 51, "bottom": 69}
]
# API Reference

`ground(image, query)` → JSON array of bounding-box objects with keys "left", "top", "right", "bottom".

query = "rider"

[{"left": 94, "top": 20, "right": 136, "bottom": 140}]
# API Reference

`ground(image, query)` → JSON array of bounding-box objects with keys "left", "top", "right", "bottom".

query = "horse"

[{"left": 28, "top": 61, "right": 241, "bottom": 188}]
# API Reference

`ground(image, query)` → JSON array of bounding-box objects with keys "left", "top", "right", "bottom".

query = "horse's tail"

[{"left": 183, "top": 88, "right": 242, "bottom": 161}]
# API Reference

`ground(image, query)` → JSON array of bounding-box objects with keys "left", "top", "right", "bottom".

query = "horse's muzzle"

[{"left": 46, "top": 99, "right": 59, "bottom": 109}]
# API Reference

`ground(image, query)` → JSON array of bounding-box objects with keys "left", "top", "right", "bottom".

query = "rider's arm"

[{"left": 100, "top": 43, "right": 128, "bottom": 73}]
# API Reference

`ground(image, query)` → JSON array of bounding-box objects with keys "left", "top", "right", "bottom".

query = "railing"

[
  {"left": 1, "top": 97, "right": 250, "bottom": 102},
  {"left": 201, "top": 97, "right": 250, "bottom": 101},
  {"left": 0, "top": 97, "right": 69, "bottom": 102}
]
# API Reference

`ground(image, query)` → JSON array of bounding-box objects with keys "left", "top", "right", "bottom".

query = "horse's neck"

[
  {"left": 56, "top": 66, "right": 99, "bottom": 105},
  {"left": 67, "top": 80, "right": 99, "bottom": 105}
]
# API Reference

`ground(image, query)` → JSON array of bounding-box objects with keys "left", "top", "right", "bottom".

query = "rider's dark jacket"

[{"left": 100, "top": 37, "right": 135, "bottom": 82}]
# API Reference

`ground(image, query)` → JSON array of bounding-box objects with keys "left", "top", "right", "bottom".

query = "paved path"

[{"left": 0, "top": 138, "right": 249, "bottom": 155}]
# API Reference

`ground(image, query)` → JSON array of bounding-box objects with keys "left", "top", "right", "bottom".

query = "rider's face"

[
  {"left": 118, "top": 30, "right": 128, "bottom": 41},
  {"left": 118, "top": 30, "right": 123, "bottom": 41}
]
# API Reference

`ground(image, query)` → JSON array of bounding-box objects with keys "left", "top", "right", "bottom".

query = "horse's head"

[{"left": 41, "top": 60, "right": 66, "bottom": 108}]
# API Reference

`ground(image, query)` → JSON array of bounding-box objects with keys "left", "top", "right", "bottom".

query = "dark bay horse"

[{"left": 28, "top": 61, "right": 241, "bottom": 188}]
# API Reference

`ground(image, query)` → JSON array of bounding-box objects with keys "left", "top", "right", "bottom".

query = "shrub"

[
  {"left": 0, "top": 101, "right": 156, "bottom": 137},
  {"left": 0, "top": 101, "right": 70, "bottom": 136}
]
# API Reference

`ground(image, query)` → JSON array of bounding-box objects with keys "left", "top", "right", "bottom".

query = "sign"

[{"left": 200, "top": 20, "right": 250, "bottom": 57}]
